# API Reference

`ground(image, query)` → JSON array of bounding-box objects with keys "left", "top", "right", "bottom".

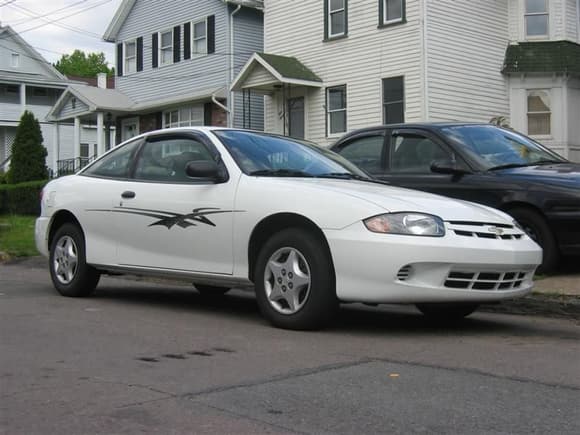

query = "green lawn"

[{"left": 0, "top": 214, "right": 38, "bottom": 257}]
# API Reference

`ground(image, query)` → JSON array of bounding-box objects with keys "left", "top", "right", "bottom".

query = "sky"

[{"left": 0, "top": 0, "right": 124, "bottom": 67}]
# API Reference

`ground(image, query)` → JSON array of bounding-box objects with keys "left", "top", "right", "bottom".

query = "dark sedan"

[{"left": 331, "top": 123, "right": 580, "bottom": 273}]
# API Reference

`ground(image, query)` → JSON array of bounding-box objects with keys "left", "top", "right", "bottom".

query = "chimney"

[{"left": 97, "top": 72, "right": 107, "bottom": 89}]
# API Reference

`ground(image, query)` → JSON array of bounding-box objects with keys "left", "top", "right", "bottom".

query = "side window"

[
  {"left": 389, "top": 134, "right": 450, "bottom": 173},
  {"left": 83, "top": 139, "right": 141, "bottom": 179},
  {"left": 134, "top": 137, "right": 214, "bottom": 182},
  {"left": 336, "top": 135, "right": 384, "bottom": 174}
]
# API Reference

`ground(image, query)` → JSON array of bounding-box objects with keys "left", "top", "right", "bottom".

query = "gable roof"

[
  {"left": 103, "top": 0, "right": 264, "bottom": 42},
  {"left": 0, "top": 25, "right": 68, "bottom": 81},
  {"left": 231, "top": 52, "right": 323, "bottom": 91},
  {"left": 502, "top": 40, "right": 580, "bottom": 75}
]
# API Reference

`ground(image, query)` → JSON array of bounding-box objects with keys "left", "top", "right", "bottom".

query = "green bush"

[
  {"left": 6, "top": 111, "right": 48, "bottom": 184},
  {"left": 0, "top": 180, "right": 47, "bottom": 215}
]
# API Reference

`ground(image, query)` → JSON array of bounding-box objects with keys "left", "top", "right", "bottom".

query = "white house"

[
  {"left": 232, "top": 0, "right": 580, "bottom": 161},
  {"left": 0, "top": 25, "right": 107, "bottom": 175}
]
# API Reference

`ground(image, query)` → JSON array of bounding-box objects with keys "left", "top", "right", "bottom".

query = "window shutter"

[
  {"left": 136, "top": 37, "right": 143, "bottom": 72},
  {"left": 378, "top": 0, "right": 384, "bottom": 26},
  {"left": 204, "top": 102, "right": 213, "bottom": 126},
  {"left": 152, "top": 33, "right": 158, "bottom": 68},
  {"left": 183, "top": 22, "right": 191, "bottom": 60},
  {"left": 116, "top": 43, "right": 123, "bottom": 77},
  {"left": 344, "top": 0, "right": 349, "bottom": 35},
  {"left": 323, "top": 0, "right": 329, "bottom": 39},
  {"left": 207, "top": 15, "right": 215, "bottom": 54},
  {"left": 173, "top": 25, "right": 181, "bottom": 63}
]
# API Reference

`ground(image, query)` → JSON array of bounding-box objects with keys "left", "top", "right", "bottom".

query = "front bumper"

[
  {"left": 35, "top": 217, "right": 50, "bottom": 258},
  {"left": 325, "top": 222, "right": 542, "bottom": 304}
]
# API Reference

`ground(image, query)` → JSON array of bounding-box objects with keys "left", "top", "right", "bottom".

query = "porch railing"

[{"left": 56, "top": 156, "right": 96, "bottom": 177}]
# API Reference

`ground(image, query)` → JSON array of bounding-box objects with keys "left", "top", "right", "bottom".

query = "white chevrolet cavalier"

[{"left": 36, "top": 128, "right": 542, "bottom": 329}]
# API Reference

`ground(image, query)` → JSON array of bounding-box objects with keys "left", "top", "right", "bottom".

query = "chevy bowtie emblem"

[{"left": 488, "top": 226, "right": 504, "bottom": 236}]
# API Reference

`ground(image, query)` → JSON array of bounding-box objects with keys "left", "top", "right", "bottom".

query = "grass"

[{"left": 0, "top": 214, "right": 38, "bottom": 258}]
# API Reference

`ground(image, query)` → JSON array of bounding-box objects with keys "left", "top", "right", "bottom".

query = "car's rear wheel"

[
  {"left": 416, "top": 303, "right": 479, "bottom": 321},
  {"left": 194, "top": 284, "right": 230, "bottom": 296},
  {"left": 254, "top": 228, "right": 338, "bottom": 330},
  {"left": 49, "top": 223, "right": 100, "bottom": 297},
  {"left": 508, "top": 207, "right": 558, "bottom": 274}
]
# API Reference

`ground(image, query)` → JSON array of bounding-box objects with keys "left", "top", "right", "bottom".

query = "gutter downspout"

[
  {"left": 212, "top": 91, "right": 230, "bottom": 115},
  {"left": 229, "top": 4, "right": 242, "bottom": 127}
]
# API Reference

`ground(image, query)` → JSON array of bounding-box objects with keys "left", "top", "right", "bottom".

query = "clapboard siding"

[
  {"left": 59, "top": 95, "right": 90, "bottom": 119},
  {"left": 264, "top": 0, "right": 423, "bottom": 146},
  {"left": 426, "top": 0, "right": 510, "bottom": 122},
  {"left": 507, "top": 0, "right": 577, "bottom": 41}
]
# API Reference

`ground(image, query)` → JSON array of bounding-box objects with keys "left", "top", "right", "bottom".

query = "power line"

[
  {"left": 0, "top": 0, "right": 17, "bottom": 7},
  {"left": 7, "top": 0, "right": 91, "bottom": 26}
]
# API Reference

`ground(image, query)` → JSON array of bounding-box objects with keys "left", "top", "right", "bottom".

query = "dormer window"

[
  {"left": 525, "top": 0, "right": 549, "bottom": 38},
  {"left": 11, "top": 53, "right": 20, "bottom": 68}
]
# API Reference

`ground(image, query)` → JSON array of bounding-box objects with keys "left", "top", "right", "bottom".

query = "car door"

[
  {"left": 332, "top": 130, "right": 387, "bottom": 177},
  {"left": 114, "top": 132, "right": 238, "bottom": 274}
]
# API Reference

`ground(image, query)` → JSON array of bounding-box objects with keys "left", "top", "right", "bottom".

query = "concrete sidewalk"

[{"left": 534, "top": 275, "right": 579, "bottom": 296}]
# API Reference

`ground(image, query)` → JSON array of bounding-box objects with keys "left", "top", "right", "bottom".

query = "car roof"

[{"left": 333, "top": 122, "right": 493, "bottom": 141}]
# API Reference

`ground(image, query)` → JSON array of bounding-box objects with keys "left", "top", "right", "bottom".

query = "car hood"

[
  {"left": 266, "top": 178, "right": 512, "bottom": 223},
  {"left": 494, "top": 163, "right": 580, "bottom": 187}
]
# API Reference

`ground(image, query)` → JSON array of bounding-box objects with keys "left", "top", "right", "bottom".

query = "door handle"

[{"left": 121, "top": 191, "right": 136, "bottom": 199}]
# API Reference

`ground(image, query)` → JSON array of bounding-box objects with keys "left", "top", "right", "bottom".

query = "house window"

[
  {"left": 327, "top": 0, "right": 347, "bottom": 38},
  {"left": 159, "top": 29, "right": 173, "bottom": 65},
  {"left": 163, "top": 104, "right": 204, "bottom": 128},
  {"left": 192, "top": 19, "right": 207, "bottom": 54},
  {"left": 383, "top": 76, "right": 404, "bottom": 124},
  {"left": 10, "top": 53, "right": 20, "bottom": 68},
  {"left": 525, "top": 0, "right": 549, "bottom": 37},
  {"left": 327, "top": 85, "right": 347, "bottom": 135},
  {"left": 380, "top": 0, "right": 405, "bottom": 26},
  {"left": 527, "top": 90, "right": 551, "bottom": 136},
  {"left": 124, "top": 40, "right": 137, "bottom": 74}
]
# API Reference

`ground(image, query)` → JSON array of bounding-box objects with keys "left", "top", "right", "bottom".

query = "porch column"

[
  {"left": 52, "top": 122, "right": 60, "bottom": 177},
  {"left": 73, "top": 117, "right": 81, "bottom": 160},
  {"left": 19, "top": 84, "right": 26, "bottom": 114},
  {"left": 96, "top": 112, "right": 105, "bottom": 156}
]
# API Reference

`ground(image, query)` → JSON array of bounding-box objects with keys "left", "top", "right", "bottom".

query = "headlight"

[{"left": 364, "top": 213, "right": 445, "bottom": 237}]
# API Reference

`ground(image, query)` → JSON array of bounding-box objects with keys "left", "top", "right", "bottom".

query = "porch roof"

[{"left": 502, "top": 41, "right": 580, "bottom": 75}]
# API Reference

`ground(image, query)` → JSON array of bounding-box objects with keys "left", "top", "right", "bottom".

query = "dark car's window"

[
  {"left": 336, "top": 135, "right": 384, "bottom": 174},
  {"left": 390, "top": 133, "right": 451, "bottom": 173},
  {"left": 82, "top": 139, "right": 141, "bottom": 179},
  {"left": 134, "top": 137, "right": 213, "bottom": 182},
  {"left": 441, "top": 125, "right": 566, "bottom": 170},
  {"left": 213, "top": 130, "right": 368, "bottom": 178}
]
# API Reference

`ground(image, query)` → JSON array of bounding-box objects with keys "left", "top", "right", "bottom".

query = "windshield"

[
  {"left": 440, "top": 125, "right": 566, "bottom": 170},
  {"left": 212, "top": 130, "right": 369, "bottom": 178}
]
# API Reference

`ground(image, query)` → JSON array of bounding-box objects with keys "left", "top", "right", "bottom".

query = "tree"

[
  {"left": 54, "top": 50, "right": 114, "bottom": 78},
  {"left": 7, "top": 111, "right": 48, "bottom": 183}
]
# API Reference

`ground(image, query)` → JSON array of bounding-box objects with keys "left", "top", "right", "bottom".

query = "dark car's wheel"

[
  {"left": 194, "top": 284, "right": 230, "bottom": 296},
  {"left": 416, "top": 303, "right": 479, "bottom": 321},
  {"left": 508, "top": 207, "right": 558, "bottom": 274},
  {"left": 254, "top": 228, "right": 338, "bottom": 330},
  {"left": 49, "top": 223, "right": 100, "bottom": 297}
]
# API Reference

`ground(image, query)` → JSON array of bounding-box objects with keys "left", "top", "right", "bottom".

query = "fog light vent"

[{"left": 397, "top": 265, "right": 413, "bottom": 281}]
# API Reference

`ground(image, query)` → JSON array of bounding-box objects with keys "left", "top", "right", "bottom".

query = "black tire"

[
  {"left": 194, "top": 284, "right": 230, "bottom": 296},
  {"left": 254, "top": 228, "right": 338, "bottom": 330},
  {"left": 508, "top": 207, "right": 558, "bottom": 274},
  {"left": 416, "top": 303, "right": 479, "bottom": 321},
  {"left": 49, "top": 223, "right": 100, "bottom": 297}
]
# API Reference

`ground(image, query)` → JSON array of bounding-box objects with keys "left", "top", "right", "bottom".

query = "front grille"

[
  {"left": 445, "top": 270, "right": 529, "bottom": 291},
  {"left": 447, "top": 221, "right": 525, "bottom": 241},
  {"left": 397, "top": 265, "right": 412, "bottom": 281}
]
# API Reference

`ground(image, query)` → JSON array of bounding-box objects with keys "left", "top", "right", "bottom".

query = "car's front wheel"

[
  {"left": 415, "top": 303, "right": 479, "bottom": 321},
  {"left": 254, "top": 228, "right": 338, "bottom": 330},
  {"left": 49, "top": 223, "right": 100, "bottom": 297}
]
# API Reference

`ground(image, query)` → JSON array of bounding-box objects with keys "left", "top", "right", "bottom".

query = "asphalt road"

[{"left": 1, "top": 262, "right": 579, "bottom": 434}]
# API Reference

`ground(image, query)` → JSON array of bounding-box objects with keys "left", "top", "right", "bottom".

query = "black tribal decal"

[{"left": 87, "top": 207, "right": 243, "bottom": 229}]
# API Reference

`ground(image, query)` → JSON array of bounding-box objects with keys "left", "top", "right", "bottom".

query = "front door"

[
  {"left": 115, "top": 133, "right": 237, "bottom": 274},
  {"left": 288, "top": 97, "right": 305, "bottom": 139}
]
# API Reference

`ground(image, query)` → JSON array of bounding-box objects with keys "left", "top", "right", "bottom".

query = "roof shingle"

[{"left": 502, "top": 41, "right": 580, "bottom": 74}]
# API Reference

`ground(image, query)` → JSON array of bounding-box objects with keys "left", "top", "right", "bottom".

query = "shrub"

[
  {"left": 6, "top": 111, "right": 48, "bottom": 184},
  {"left": 0, "top": 180, "right": 47, "bottom": 215}
]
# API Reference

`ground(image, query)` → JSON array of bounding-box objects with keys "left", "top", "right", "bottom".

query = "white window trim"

[
  {"left": 10, "top": 53, "right": 20, "bottom": 68},
  {"left": 524, "top": 0, "right": 549, "bottom": 39},
  {"left": 162, "top": 104, "right": 205, "bottom": 129},
  {"left": 191, "top": 18, "right": 208, "bottom": 56},
  {"left": 383, "top": 0, "right": 404, "bottom": 25},
  {"left": 327, "top": 0, "right": 346, "bottom": 39},
  {"left": 526, "top": 89, "right": 552, "bottom": 138},
  {"left": 327, "top": 85, "right": 347, "bottom": 137},
  {"left": 159, "top": 28, "right": 174, "bottom": 67},
  {"left": 123, "top": 39, "right": 137, "bottom": 75},
  {"left": 121, "top": 117, "right": 140, "bottom": 142}
]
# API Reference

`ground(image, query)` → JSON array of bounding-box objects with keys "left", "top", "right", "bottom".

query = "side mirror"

[
  {"left": 185, "top": 160, "right": 221, "bottom": 180},
  {"left": 430, "top": 159, "right": 471, "bottom": 175}
]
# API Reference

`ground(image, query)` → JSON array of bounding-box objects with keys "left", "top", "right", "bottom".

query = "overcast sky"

[{"left": 1, "top": 0, "right": 124, "bottom": 66}]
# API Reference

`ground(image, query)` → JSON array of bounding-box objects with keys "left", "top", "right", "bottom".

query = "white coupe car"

[{"left": 36, "top": 128, "right": 542, "bottom": 330}]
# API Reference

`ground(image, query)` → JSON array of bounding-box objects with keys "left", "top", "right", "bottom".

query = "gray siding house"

[{"left": 49, "top": 0, "right": 264, "bottom": 155}]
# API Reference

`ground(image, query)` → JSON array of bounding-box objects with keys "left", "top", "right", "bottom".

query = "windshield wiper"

[
  {"left": 316, "top": 172, "right": 388, "bottom": 185},
  {"left": 249, "top": 169, "right": 314, "bottom": 177},
  {"left": 488, "top": 159, "right": 564, "bottom": 171}
]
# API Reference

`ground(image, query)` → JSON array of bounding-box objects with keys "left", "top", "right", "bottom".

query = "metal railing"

[{"left": 56, "top": 156, "right": 96, "bottom": 177}]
